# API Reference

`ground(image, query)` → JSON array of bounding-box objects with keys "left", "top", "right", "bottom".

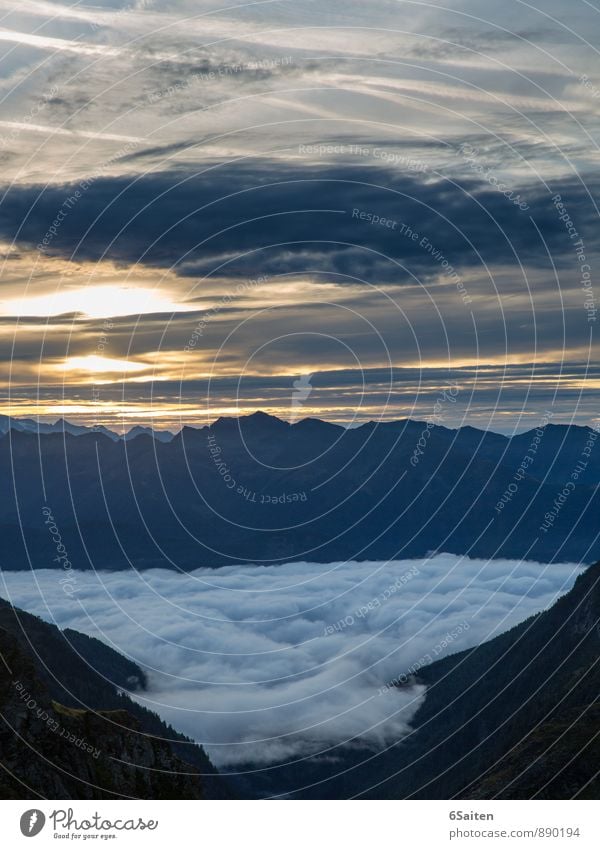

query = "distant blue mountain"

[
  {"left": 1, "top": 412, "right": 598, "bottom": 569},
  {"left": 0, "top": 415, "right": 174, "bottom": 442}
]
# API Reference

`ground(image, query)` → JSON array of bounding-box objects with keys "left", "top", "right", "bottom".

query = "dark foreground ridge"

[
  {"left": 378, "top": 558, "right": 600, "bottom": 799},
  {"left": 0, "top": 598, "right": 232, "bottom": 799},
  {"left": 1, "top": 412, "right": 599, "bottom": 568}
]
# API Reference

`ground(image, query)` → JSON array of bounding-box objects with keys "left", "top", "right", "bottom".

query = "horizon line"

[{"left": 1, "top": 409, "right": 598, "bottom": 440}]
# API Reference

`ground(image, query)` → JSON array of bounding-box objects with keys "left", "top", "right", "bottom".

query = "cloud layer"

[
  {"left": 1, "top": 0, "right": 599, "bottom": 429},
  {"left": 0, "top": 554, "right": 582, "bottom": 768}
]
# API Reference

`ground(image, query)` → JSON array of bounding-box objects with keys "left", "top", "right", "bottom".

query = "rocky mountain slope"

[
  {"left": 382, "top": 558, "right": 600, "bottom": 799},
  {"left": 272, "top": 559, "right": 600, "bottom": 799},
  {"left": 0, "top": 598, "right": 231, "bottom": 799}
]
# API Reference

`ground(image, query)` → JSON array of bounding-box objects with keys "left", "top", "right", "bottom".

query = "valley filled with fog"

[{"left": 0, "top": 555, "right": 581, "bottom": 769}]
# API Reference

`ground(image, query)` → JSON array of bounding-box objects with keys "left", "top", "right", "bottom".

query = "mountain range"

[
  {"left": 0, "top": 415, "right": 174, "bottom": 442},
  {"left": 1, "top": 412, "right": 599, "bottom": 569}
]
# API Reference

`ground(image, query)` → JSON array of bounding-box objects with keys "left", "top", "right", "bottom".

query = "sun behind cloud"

[
  {"left": 60, "top": 355, "right": 147, "bottom": 374},
  {"left": 3, "top": 284, "right": 191, "bottom": 320}
]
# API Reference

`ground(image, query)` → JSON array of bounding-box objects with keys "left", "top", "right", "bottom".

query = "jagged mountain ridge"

[
  {"left": 0, "top": 415, "right": 174, "bottom": 442},
  {"left": 1, "top": 412, "right": 598, "bottom": 568}
]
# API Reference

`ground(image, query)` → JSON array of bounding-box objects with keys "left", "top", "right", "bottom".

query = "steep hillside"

[
  {"left": 0, "top": 599, "right": 231, "bottom": 799},
  {"left": 465, "top": 704, "right": 600, "bottom": 799},
  {"left": 344, "top": 559, "right": 600, "bottom": 799}
]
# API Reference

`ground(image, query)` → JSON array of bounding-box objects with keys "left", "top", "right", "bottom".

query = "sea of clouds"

[{"left": 0, "top": 555, "right": 582, "bottom": 768}]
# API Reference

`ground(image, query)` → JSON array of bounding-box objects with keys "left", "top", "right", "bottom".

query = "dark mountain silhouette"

[
  {"left": 1, "top": 413, "right": 598, "bottom": 570},
  {"left": 369, "top": 557, "right": 600, "bottom": 799},
  {"left": 0, "top": 598, "right": 231, "bottom": 799}
]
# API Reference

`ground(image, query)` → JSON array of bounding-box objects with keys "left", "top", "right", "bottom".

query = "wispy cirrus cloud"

[{"left": 0, "top": 0, "right": 599, "bottom": 429}]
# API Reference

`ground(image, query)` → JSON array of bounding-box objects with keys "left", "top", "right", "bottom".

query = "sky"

[
  {"left": 0, "top": 0, "right": 599, "bottom": 432},
  {"left": 0, "top": 554, "right": 582, "bottom": 771}
]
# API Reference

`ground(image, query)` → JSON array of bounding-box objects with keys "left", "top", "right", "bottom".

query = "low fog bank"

[{"left": 0, "top": 554, "right": 582, "bottom": 767}]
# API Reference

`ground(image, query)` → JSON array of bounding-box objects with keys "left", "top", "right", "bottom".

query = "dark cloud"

[
  {"left": 6, "top": 362, "right": 600, "bottom": 433},
  {"left": 423, "top": 25, "right": 561, "bottom": 56},
  {"left": 1, "top": 162, "right": 597, "bottom": 285}
]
